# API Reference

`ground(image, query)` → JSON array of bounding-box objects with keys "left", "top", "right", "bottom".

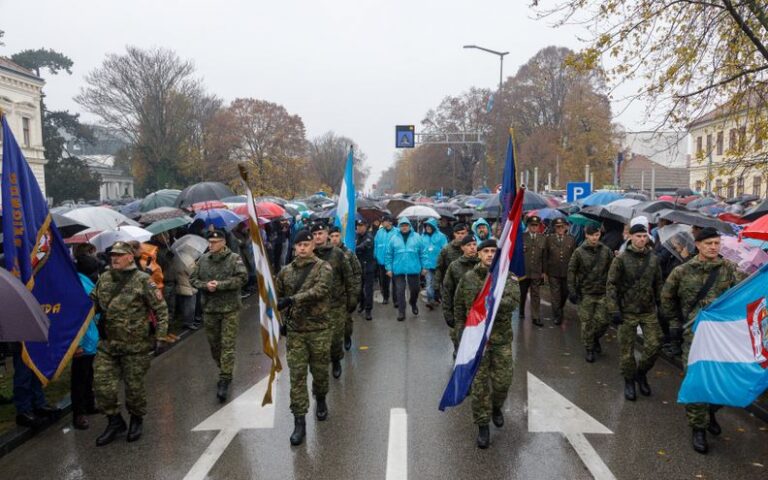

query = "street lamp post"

[{"left": 463, "top": 45, "right": 509, "bottom": 189}]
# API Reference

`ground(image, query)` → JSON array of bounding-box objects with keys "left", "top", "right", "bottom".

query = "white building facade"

[{"left": 0, "top": 58, "right": 46, "bottom": 195}]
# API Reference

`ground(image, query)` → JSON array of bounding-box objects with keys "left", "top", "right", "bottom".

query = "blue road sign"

[
  {"left": 567, "top": 182, "right": 592, "bottom": 202},
  {"left": 396, "top": 125, "right": 415, "bottom": 148}
]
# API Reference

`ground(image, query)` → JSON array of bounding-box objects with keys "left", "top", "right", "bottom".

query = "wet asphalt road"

[{"left": 1, "top": 289, "right": 767, "bottom": 480}]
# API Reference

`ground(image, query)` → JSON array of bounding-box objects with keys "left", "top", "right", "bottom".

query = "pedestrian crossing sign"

[{"left": 396, "top": 125, "right": 415, "bottom": 148}]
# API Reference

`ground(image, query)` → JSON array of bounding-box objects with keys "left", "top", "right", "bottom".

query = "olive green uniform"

[
  {"left": 441, "top": 255, "right": 480, "bottom": 348},
  {"left": 455, "top": 263, "right": 520, "bottom": 426},
  {"left": 567, "top": 242, "right": 613, "bottom": 349},
  {"left": 521, "top": 231, "right": 546, "bottom": 321},
  {"left": 276, "top": 256, "right": 334, "bottom": 416},
  {"left": 314, "top": 244, "right": 356, "bottom": 362},
  {"left": 660, "top": 257, "right": 743, "bottom": 429},
  {"left": 433, "top": 241, "right": 463, "bottom": 294},
  {"left": 91, "top": 266, "right": 169, "bottom": 417},
  {"left": 606, "top": 244, "right": 663, "bottom": 379},
  {"left": 190, "top": 247, "right": 248, "bottom": 381},
  {"left": 543, "top": 233, "right": 576, "bottom": 323}
]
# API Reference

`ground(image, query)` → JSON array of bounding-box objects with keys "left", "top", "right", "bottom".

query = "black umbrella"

[
  {"left": 685, "top": 197, "right": 718, "bottom": 210},
  {"left": 52, "top": 212, "right": 89, "bottom": 238},
  {"left": 743, "top": 199, "right": 768, "bottom": 221},
  {"left": 481, "top": 191, "right": 549, "bottom": 213},
  {"left": 725, "top": 194, "right": 759, "bottom": 205},
  {"left": 623, "top": 192, "right": 649, "bottom": 201},
  {"left": 434, "top": 206, "right": 457, "bottom": 220},
  {"left": 658, "top": 209, "right": 735, "bottom": 234},
  {"left": 675, "top": 187, "right": 695, "bottom": 197},
  {"left": 174, "top": 182, "right": 236, "bottom": 209},
  {"left": 579, "top": 205, "right": 627, "bottom": 224},
  {"left": 0, "top": 268, "right": 50, "bottom": 341},
  {"left": 631, "top": 200, "right": 676, "bottom": 221}
]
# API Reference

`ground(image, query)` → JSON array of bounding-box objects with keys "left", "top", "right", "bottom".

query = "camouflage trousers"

[
  {"left": 329, "top": 305, "right": 346, "bottom": 362},
  {"left": 450, "top": 324, "right": 458, "bottom": 350},
  {"left": 618, "top": 312, "right": 662, "bottom": 378},
  {"left": 682, "top": 329, "right": 719, "bottom": 429},
  {"left": 345, "top": 311, "right": 353, "bottom": 340},
  {"left": 471, "top": 342, "right": 513, "bottom": 426},
  {"left": 548, "top": 276, "right": 568, "bottom": 323},
  {"left": 287, "top": 328, "right": 332, "bottom": 415},
  {"left": 204, "top": 311, "right": 240, "bottom": 381},
  {"left": 94, "top": 341, "right": 153, "bottom": 416},
  {"left": 579, "top": 295, "right": 609, "bottom": 349}
]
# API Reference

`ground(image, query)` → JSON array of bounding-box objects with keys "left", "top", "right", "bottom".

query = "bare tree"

[{"left": 309, "top": 131, "right": 369, "bottom": 192}]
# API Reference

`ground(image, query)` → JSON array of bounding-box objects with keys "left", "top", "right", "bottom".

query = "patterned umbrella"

[{"left": 720, "top": 236, "right": 768, "bottom": 274}]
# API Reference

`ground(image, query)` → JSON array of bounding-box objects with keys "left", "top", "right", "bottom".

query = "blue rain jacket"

[
  {"left": 374, "top": 225, "right": 396, "bottom": 265},
  {"left": 385, "top": 218, "right": 428, "bottom": 275},
  {"left": 77, "top": 273, "right": 100, "bottom": 356},
  {"left": 421, "top": 218, "right": 447, "bottom": 269}
]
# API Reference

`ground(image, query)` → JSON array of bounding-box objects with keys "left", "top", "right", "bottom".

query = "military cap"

[
  {"left": 552, "top": 217, "right": 567, "bottom": 227},
  {"left": 207, "top": 229, "right": 226, "bottom": 240},
  {"left": 382, "top": 215, "right": 393, "bottom": 222},
  {"left": 110, "top": 241, "right": 134, "bottom": 255},
  {"left": 293, "top": 229, "right": 313, "bottom": 243},
  {"left": 355, "top": 219, "right": 367, "bottom": 226},
  {"left": 460, "top": 235, "right": 477, "bottom": 246},
  {"left": 329, "top": 225, "right": 341, "bottom": 234},
  {"left": 527, "top": 215, "right": 541, "bottom": 225},
  {"left": 629, "top": 223, "right": 647, "bottom": 234},
  {"left": 478, "top": 238, "right": 498, "bottom": 251},
  {"left": 694, "top": 226, "right": 720, "bottom": 242},
  {"left": 310, "top": 222, "right": 328, "bottom": 233},
  {"left": 584, "top": 224, "right": 601, "bottom": 235},
  {"left": 452, "top": 222, "right": 469, "bottom": 232}
]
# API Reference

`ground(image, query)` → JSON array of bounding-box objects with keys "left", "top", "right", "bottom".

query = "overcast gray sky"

[{"left": 1, "top": 0, "right": 641, "bottom": 190}]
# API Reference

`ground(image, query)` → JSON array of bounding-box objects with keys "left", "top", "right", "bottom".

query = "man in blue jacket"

[
  {"left": 374, "top": 215, "right": 396, "bottom": 305},
  {"left": 421, "top": 218, "right": 448, "bottom": 309},
  {"left": 385, "top": 217, "right": 428, "bottom": 321}
]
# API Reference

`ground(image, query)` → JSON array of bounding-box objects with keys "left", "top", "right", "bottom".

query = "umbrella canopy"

[
  {"left": 63, "top": 207, "right": 139, "bottom": 230},
  {"left": 686, "top": 197, "right": 718, "bottom": 210},
  {"left": 171, "top": 234, "right": 210, "bottom": 269},
  {"left": 145, "top": 216, "right": 193, "bottom": 235},
  {"left": 699, "top": 203, "right": 728, "bottom": 217},
  {"left": 231, "top": 201, "right": 286, "bottom": 220},
  {"left": 194, "top": 208, "right": 246, "bottom": 231},
  {"left": 657, "top": 224, "right": 695, "bottom": 263},
  {"left": 480, "top": 190, "right": 550, "bottom": 213},
  {"left": 433, "top": 206, "right": 457, "bottom": 220},
  {"left": 138, "top": 207, "right": 187, "bottom": 224},
  {"left": 89, "top": 226, "right": 153, "bottom": 252},
  {"left": 604, "top": 198, "right": 641, "bottom": 223},
  {"left": 175, "top": 182, "right": 236, "bottom": 209},
  {"left": 526, "top": 208, "right": 566, "bottom": 221},
  {"left": 119, "top": 199, "right": 143, "bottom": 219},
  {"left": 399, "top": 205, "right": 440, "bottom": 220},
  {"left": 566, "top": 213, "right": 601, "bottom": 228},
  {"left": 658, "top": 209, "right": 735, "bottom": 234},
  {"left": 63, "top": 227, "right": 103, "bottom": 245},
  {"left": 580, "top": 191, "right": 623, "bottom": 206},
  {"left": 0, "top": 268, "right": 49, "bottom": 342},
  {"left": 454, "top": 208, "right": 477, "bottom": 217},
  {"left": 140, "top": 189, "right": 181, "bottom": 212},
  {"left": 464, "top": 198, "right": 484, "bottom": 208},
  {"left": 220, "top": 195, "right": 248, "bottom": 204},
  {"left": 191, "top": 200, "right": 227, "bottom": 212},
  {"left": 742, "top": 199, "right": 768, "bottom": 221},
  {"left": 579, "top": 205, "right": 625, "bottom": 224},
  {"left": 725, "top": 194, "right": 759, "bottom": 205},
  {"left": 285, "top": 201, "right": 309, "bottom": 213},
  {"left": 741, "top": 214, "right": 768, "bottom": 241},
  {"left": 622, "top": 192, "right": 648, "bottom": 201},
  {"left": 358, "top": 207, "right": 389, "bottom": 223},
  {"left": 52, "top": 212, "right": 89, "bottom": 238},
  {"left": 720, "top": 236, "right": 768, "bottom": 274},
  {"left": 631, "top": 200, "right": 676, "bottom": 220}
]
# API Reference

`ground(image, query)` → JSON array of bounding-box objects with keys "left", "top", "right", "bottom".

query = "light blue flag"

[
  {"left": 678, "top": 263, "right": 768, "bottom": 407},
  {"left": 335, "top": 147, "right": 356, "bottom": 250}
]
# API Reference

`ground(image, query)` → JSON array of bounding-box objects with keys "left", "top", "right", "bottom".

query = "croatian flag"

[
  {"left": 678, "top": 263, "right": 768, "bottom": 407},
  {"left": 439, "top": 130, "right": 524, "bottom": 410}
]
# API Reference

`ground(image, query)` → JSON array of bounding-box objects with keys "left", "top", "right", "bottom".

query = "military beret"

[
  {"left": 329, "top": 225, "right": 341, "bottom": 234},
  {"left": 460, "top": 235, "right": 477, "bottom": 246},
  {"left": 527, "top": 215, "right": 541, "bottom": 225},
  {"left": 552, "top": 217, "right": 567, "bottom": 226},
  {"left": 206, "top": 229, "right": 226, "bottom": 240},
  {"left": 452, "top": 222, "right": 469, "bottom": 232},
  {"left": 478, "top": 239, "right": 498, "bottom": 251},
  {"left": 293, "top": 229, "right": 313, "bottom": 243},
  {"left": 109, "top": 241, "right": 134, "bottom": 255},
  {"left": 694, "top": 226, "right": 720, "bottom": 242},
  {"left": 584, "top": 224, "right": 601, "bottom": 235},
  {"left": 629, "top": 224, "right": 647, "bottom": 234},
  {"left": 310, "top": 222, "right": 328, "bottom": 233}
]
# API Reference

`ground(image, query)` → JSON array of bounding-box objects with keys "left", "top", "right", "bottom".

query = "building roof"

[
  {"left": 0, "top": 57, "right": 43, "bottom": 82},
  {"left": 687, "top": 91, "right": 766, "bottom": 129},
  {"left": 619, "top": 154, "right": 690, "bottom": 190}
]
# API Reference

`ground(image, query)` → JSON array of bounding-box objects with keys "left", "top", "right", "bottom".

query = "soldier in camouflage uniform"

[
  {"left": 311, "top": 222, "right": 356, "bottom": 379},
  {"left": 543, "top": 217, "right": 576, "bottom": 325},
  {"left": 521, "top": 216, "right": 546, "bottom": 326},
  {"left": 433, "top": 223, "right": 469, "bottom": 301},
  {"left": 567, "top": 224, "right": 613, "bottom": 363},
  {"left": 276, "top": 229, "right": 334, "bottom": 446},
  {"left": 190, "top": 230, "right": 248, "bottom": 403},
  {"left": 606, "top": 222, "right": 663, "bottom": 402},
  {"left": 91, "top": 241, "right": 169, "bottom": 446},
  {"left": 660, "top": 227, "right": 744, "bottom": 455},
  {"left": 455, "top": 239, "right": 520, "bottom": 449},
  {"left": 330, "top": 226, "right": 362, "bottom": 352},
  {"left": 441, "top": 235, "right": 479, "bottom": 355}
]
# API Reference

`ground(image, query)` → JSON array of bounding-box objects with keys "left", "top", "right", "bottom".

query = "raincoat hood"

[
  {"left": 398, "top": 217, "right": 413, "bottom": 227},
  {"left": 472, "top": 218, "right": 491, "bottom": 239},
  {"left": 424, "top": 218, "right": 439, "bottom": 234}
]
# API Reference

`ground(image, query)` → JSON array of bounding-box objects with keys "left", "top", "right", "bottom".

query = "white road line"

[
  {"left": 386, "top": 408, "right": 408, "bottom": 480},
  {"left": 183, "top": 429, "right": 239, "bottom": 480},
  {"left": 565, "top": 432, "right": 617, "bottom": 480}
]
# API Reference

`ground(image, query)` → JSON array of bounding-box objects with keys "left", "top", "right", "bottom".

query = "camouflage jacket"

[
  {"left": 315, "top": 243, "right": 356, "bottom": 310},
  {"left": 190, "top": 247, "right": 248, "bottom": 313},
  {"left": 606, "top": 243, "right": 662, "bottom": 315},
  {"left": 441, "top": 255, "right": 480, "bottom": 326},
  {"left": 434, "top": 241, "right": 463, "bottom": 292},
  {"left": 91, "top": 265, "right": 169, "bottom": 346},
  {"left": 660, "top": 256, "right": 744, "bottom": 330},
  {"left": 567, "top": 242, "right": 613, "bottom": 296},
  {"left": 341, "top": 245, "right": 363, "bottom": 299},
  {"left": 544, "top": 233, "right": 576, "bottom": 277},
  {"left": 455, "top": 263, "right": 520, "bottom": 345},
  {"left": 523, "top": 231, "right": 546, "bottom": 279},
  {"left": 276, "top": 255, "right": 333, "bottom": 332}
]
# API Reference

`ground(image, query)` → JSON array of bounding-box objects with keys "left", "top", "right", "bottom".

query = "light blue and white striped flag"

[{"left": 335, "top": 147, "right": 356, "bottom": 250}]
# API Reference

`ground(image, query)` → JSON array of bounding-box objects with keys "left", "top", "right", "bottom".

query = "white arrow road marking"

[
  {"left": 184, "top": 376, "right": 276, "bottom": 480},
  {"left": 386, "top": 408, "right": 408, "bottom": 480},
  {"left": 527, "top": 372, "right": 616, "bottom": 480}
]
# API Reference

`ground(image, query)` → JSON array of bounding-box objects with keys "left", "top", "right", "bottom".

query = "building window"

[
  {"left": 716, "top": 131, "right": 723, "bottom": 155},
  {"left": 696, "top": 136, "right": 703, "bottom": 155},
  {"left": 729, "top": 128, "right": 737, "bottom": 150},
  {"left": 22, "top": 117, "right": 31, "bottom": 147},
  {"left": 695, "top": 180, "right": 704, "bottom": 192},
  {"left": 726, "top": 178, "right": 735, "bottom": 199},
  {"left": 739, "top": 126, "right": 747, "bottom": 150},
  {"left": 715, "top": 179, "right": 723, "bottom": 197},
  {"left": 706, "top": 134, "right": 713, "bottom": 155},
  {"left": 755, "top": 125, "right": 764, "bottom": 151},
  {"left": 755, "top": 176, "right": 763, "bottom": 198},
  {"left": 737, "top": 176, "right": 745, "bottom": 196}
]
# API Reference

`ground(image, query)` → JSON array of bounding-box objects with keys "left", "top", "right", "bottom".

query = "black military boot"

[
  {"left": 126, "top": 415, "right": 143, "bottom": 442},
  {"left": 635, "top": 370, "right": 652, "bottom": 396},
  {"left": 217, "top": 379, "right": 230, "bottom": 403},
  {"left": 332, "top": 360, "right": 342, "bottom": 379},
  {"left": 492, "top": 408, "right": 504, "bottom": 428},
  {"left": 692, "top": 428, "right": 708, "bottom": 454},
  {"left": 708, "top": 409, "right": 722, "bottom": 436},
  {"left": 316, "top": 396, "right": 328, "bottom": 421},
  {"left": 585, "top": 349, "right": 595, "bottom": 363},
  {"left": 476, "top": 425, "right": 490, "bottom": 449},
  {"left": 593, "top": 339, "right": 602, "bottom": 354},
  {"left": 344, "top": 336, "right": 352, "bottom": 351},
  {"left": 532, "top": 318, "right": 543, "bottom": 327},
  {"left": 623, "top": 378, "right": 637, "bottom": 401},
  {"left": 96, "top": 414, "right": 127, "bottom": 446},
  {"left": 365, "top": 311, "right": 372, "bottom": 321},
  {"left": 290, "top": 415, "right": 306, "bottom": 446}
]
